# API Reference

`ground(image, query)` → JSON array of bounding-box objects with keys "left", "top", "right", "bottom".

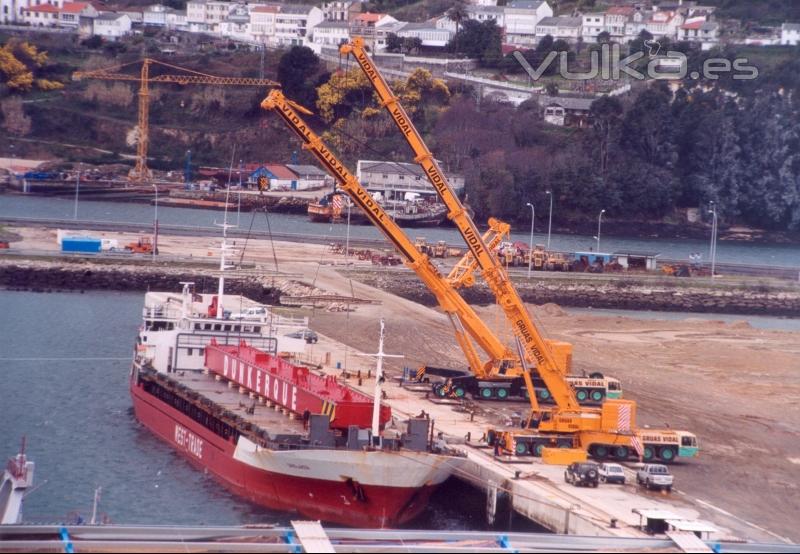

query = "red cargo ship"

[{"left": 130, "top": 283, "right": 462, "bottom": 528}]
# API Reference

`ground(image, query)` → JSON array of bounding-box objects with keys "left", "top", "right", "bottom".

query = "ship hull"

[{"left": 130, "top": 376, "right": 450, "bottom": 528}]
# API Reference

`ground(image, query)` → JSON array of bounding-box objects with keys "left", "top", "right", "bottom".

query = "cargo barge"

[{"left": 130, "top": 282, "right": 462, "bottom": 527}]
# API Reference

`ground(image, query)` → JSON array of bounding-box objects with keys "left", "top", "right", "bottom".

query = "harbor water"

[{"left": 2, "top": 195, "right": 800, "bottom": 267}]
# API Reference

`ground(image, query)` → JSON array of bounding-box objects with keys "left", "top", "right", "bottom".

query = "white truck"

[{"left": 636, "top": 463, "right": 674, "bottom": 492}]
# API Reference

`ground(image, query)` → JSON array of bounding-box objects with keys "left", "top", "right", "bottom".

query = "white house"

[
  {"left": 350, "top": 12, "right": 396, "bottom": 50},
  {"left": 321, "top": 0, "right": 360, "bottom": 22},
  {"left": 274, "top": 4, "right": 323, "bottom": 47},
  {"left": 679, "top": 17, "right": 719, "bottom": 49},
  {"left": 535, "top": 16, "right": 582, "bottom": 42},
  {"left": 505, "top": 0, "right": 552, "bottom": 46},
  {"left": 93, "top": 12, "right": 132, "bottom": 38},
  {"left": 581, "top": 12, "right": 605, "bottom": 42},
  {"left": 22, "top": 1, "right": 97, "bottom": 28},
  {"left": 396, "top": 21, "right": 453, "bottom": 48},
  {"left": 375, "top": 18, "right": 405, "bottom": 51},
  {"left": 249, "top": 5, "right": 278, "bottom": 44},
  {"left": 645, "top": 9, "right": 683, "bottom": 39},
  {"left": 186, "top": 0, "right": 209, "bottom": 32},
  {"left": 309, "top": 19, "right": 349, "bottom": 50},
  {"left": 219, "top": 2, "right": 250, "bottom": 40},
  {"left": 781, "top": 23, "right": 800, "bottom": 46},
  {"left": 604, "top": 5, "right": 635, "bottom": 40},
  {"left": 143, "top": 4, "right": 168, "bottom": 26}
]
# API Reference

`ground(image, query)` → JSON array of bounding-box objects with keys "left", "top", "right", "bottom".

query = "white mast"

[
  {"left": 215, "top": 152, "right": 238, "bottom": 319},
  {"left": 358, "top": 319, "right": 403, "bottom": 441}
]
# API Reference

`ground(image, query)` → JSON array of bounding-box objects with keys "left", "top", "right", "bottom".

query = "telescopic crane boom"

[
  {"left": 261, "top": 90, "right": 522, "bottom": 387},
  {"left": 340, "top": 38, "right": 580, "bottom": 415}
]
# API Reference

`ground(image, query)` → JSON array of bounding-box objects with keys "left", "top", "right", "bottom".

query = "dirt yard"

[{"left": 285, "top": 261, "right": 800, "bottom": 543}]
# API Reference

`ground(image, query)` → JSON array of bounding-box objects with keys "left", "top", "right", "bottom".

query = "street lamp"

[
  {"left": 152, "top": 184, "right": 159, "bottom": 262},
  {"left": 344, "top": 199, "right": 352, "bottom": 268},
  {"left": 73, "top": 165, "right": 80, "bottom": 220},
  {"left": 545, "top": 190, "right": 553, "bottom": 250},
  {"left": 596, "top": 209, "right": 606, "bottom": 252},
  {"left": 526, "top": 202, "right": 535, "bottom": 279},
  {"left": 708, "top": 202, "right": 717, "bottom": 278},
  {"left": 237, "top": 159, "right": 243, "bottom": 227}
]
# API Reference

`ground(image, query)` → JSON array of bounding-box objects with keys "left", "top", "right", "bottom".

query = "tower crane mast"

[{"left": 73, "top": 58, "right": 279, "bottom": 182}]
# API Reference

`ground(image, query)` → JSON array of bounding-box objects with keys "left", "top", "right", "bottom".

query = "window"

[{"left": 188, "top": 348, "right": 193, "bottom": 356}]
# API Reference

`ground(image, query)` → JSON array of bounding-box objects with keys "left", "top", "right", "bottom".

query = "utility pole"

[
  {"left": 526, "top": 202, "right": 535, "bottom": 279},
  {"left": 708, "top": 202, "right": 717, "bottom": 278},
  {"left": 73, "top": 165, "right": 80, "bottom": 220},
  {"left": 545, "top": 190, "right": 553, "bottom": 250}
]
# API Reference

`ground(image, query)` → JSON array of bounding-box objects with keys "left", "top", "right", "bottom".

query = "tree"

[
  {"left": 277, "top": 46, "right": 320, "bottom": 109},
  {"left": 448, "top": 20, "right": 502, "bottom": 66},
  {"left": 588, "top": 96, "right": 623, "bottom": 181},
  {"left": 386, "top": 33, "right": 403, "bottom": 53},
  {"left": 447, "top": 0, "right": 469, "bottom": 54},
  {"left": 403, "top": 37, "right": 423, "bottom": 54},
  {"left": 536, "top": 34, "right": 554, "bottom": 52}
]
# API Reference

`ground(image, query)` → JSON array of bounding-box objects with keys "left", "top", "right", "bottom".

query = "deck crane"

[
  {"left": 262, "top": 90, "right": 699, "bottom": 463},
  {"left": 73, "top": 58, "right": 279, "bottom": 182},
  {"left": 337, "top": 38, "right": 699, "bottom": 462}
]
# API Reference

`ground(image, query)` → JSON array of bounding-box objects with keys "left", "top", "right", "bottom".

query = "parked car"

[
  {"left": 230, "top": 307, "right": 268, "bottom": 321},
  {"left": 564, "top": 462, "right": 600, "bottom": 488},
  {"left": 598, "top": 462, "right": 626, "bottom": 484},
  {"left": 286, "top": 328, "right": 319, "bottom": 344},
  {"left": 636, "top": 464, "right": 674, "bottom": 492}
]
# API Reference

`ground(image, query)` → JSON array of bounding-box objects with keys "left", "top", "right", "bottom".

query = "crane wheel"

[
  {"left": 658, "top": 446, "right": 676, "bottom": 462},
  {"left": 591, "top": 390, "right": 605, "bottom": 402},
  {"left": 576, "top": 389, "right": 588, "bottom": 402},
  {"left": 480, "top": 388, "right": 493, "bottom": 399},
  {"left": 592, "top": 445, "right": 609, "bottom": 458},
  {"left": 613, "top": 446, "right": 629, "bottom": 460},
  {"left": 589, "top": 372, "right": 604, "bottom": 379},
  {"left": 537, "top": 389, "right": 551, "bottom": 402},
  {"left": 515, "top": 442, "right": 529, "bottom": 456},
  {"left": 496, "top": 388, "right": 509, "bottom": 399},
  {"left": 642, "top": 446, "right": 655, "bottom": 461},
  {"left": 454, "top": 386, "right": 466, "bottom": 398},
  {"left": 531, "top": 442, "right": 545, "bottom": 457}
]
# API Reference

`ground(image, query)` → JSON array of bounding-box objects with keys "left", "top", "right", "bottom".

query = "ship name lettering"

[
  {"left": 287, "top": 463, "right": 310, "bottom": 471},
  {"left": 174, "top": 424, "right": 203, "bottom": 460},
  {"left": 247, "top": 365, "right": 253, "bottom": 389},
  {"left": 256, "top": 369, "right": 262, "bottom": 394},
  {"left": 291, "top": 386, "right": 297, "bottom": 412},
  {"left": 281, "top": 382, "right": 288, "bottom": 405}
]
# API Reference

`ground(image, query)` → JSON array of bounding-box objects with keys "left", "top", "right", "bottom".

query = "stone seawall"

[
  {"left": 352, "top": 271, "right": 800, "bottom": 317},
  {"left": 3, "top": 260, "right": 800, "bottom": 316},
  {"left": 0, "top": 261, "right": 282, "bottom": 306}
]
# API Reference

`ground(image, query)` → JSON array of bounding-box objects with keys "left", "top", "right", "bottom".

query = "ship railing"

[{"left": 142, "top": 305, "right": 182, "bottom": 320}]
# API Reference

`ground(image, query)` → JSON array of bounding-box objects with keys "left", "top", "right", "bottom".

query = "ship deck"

[{"left": 171, "top": 370, "right": 306, "bottom": 436}]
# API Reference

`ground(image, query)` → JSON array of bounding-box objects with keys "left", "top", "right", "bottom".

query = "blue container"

[{"left": 62, "top": 237, "right": 102, "bottom": 253}]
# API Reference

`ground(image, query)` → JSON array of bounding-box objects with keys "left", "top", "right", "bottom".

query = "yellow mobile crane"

[
  {"left": 262, "top": 90, "right": 698, "bottom": 463},
  {"left": 336, "top": 38, "right": 698, "bottom": 462}
]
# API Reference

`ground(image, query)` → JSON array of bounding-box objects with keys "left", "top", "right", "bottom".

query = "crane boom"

[
  {"left": 261, "top": 90, "right": 519, "bottom": 381},
  {"left": 340, "top": 38, "right": 581, "bottom": 413}
]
